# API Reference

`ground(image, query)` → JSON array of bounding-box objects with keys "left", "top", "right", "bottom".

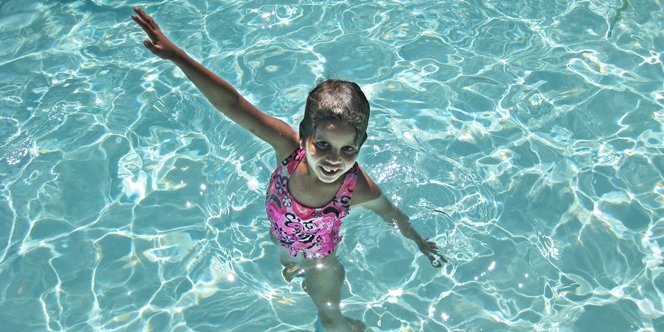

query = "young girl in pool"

[{"left": 131, "top": 7, "right": 446, "bottom": 332}]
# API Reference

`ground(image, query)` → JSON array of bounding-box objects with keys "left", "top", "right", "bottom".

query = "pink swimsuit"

[{"left": 266, "top": 147, "right": 358, "bottom": 259}]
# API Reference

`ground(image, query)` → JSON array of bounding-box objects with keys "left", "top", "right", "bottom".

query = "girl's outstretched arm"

[
  {"left": 131, "top": 7, "right": 298, "bottom": 156},
  {"left": 353, "top": 169, "right": 447, "bottom": 268},
  {"left": 361, "top": 194, "right": 447, "bottom": 267}
]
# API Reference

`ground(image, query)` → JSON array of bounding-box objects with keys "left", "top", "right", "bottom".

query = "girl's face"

[{"left": 303, "top": 119, "right": 360, "bottom": 184}]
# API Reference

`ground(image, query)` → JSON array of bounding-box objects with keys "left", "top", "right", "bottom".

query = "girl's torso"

[{"left": 265, "top": 147, "right": 358, "bottom": 259}]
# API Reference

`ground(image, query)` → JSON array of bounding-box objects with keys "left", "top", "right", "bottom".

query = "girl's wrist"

[
  {"left": 413, "top": 236, "right": 426, "bottom": 248},
  {"left": 169, "top": 47, "right": 188, "bottom": 62}
]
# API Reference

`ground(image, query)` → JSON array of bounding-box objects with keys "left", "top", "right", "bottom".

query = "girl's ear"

[
  {"left": 299, "top": 130, "right": 312, "bottom": 149},
  {"left": 357, "top": 132, "right": 368, "bottom": 148}
]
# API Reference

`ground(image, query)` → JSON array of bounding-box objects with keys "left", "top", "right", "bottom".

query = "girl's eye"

[
  {"left": 342, "top": 146, "right": 356, "bottom": 154},
  {"left": 315, "top": 141, "right": 329, "bottom": 149}
]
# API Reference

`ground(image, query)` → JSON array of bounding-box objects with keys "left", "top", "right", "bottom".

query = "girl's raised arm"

[{"left": 131, "top": 7, "right": 298, "bottom": 156}]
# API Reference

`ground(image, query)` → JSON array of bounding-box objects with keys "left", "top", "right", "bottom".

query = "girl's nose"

[{"left": 326, "top": 151, "right": 342, "bottom": 164}]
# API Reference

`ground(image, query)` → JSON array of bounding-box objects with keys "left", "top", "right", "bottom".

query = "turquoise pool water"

[{"left": 1, "top": 0, "right": 662, "bottom": 331}]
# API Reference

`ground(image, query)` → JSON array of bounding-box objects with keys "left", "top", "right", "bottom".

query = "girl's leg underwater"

[
  {"left": 302, "top": 255, "right": 365, "bottom": 332},
  {"left": 271, "top": 234, "right": 364, "bottom": 331}
]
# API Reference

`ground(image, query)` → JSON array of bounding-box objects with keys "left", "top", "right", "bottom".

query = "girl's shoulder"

[
  {"left": 351, "top": 164, "right": 383, "bottom": 206},
  {"left": 274, "top": 138, "right": 301, "bottom": 163}
]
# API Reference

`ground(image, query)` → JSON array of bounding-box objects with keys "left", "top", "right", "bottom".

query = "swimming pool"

[{"left": 1, "top": 0, "right": 662, "bottom": 331}]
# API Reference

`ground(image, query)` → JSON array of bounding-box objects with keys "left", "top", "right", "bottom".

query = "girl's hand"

[
  {"left": 418, "top": 238, "right": 447, "bottom": 268},
  {"left": 131, "top": 7, "right": 181, "bottom": 60}
]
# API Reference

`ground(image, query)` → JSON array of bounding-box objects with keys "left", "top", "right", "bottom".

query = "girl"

[{"left": 131, "top": 7, "right": 446, "bottom": 332}]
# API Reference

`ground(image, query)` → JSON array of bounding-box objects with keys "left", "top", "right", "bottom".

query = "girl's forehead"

[
  {"left": 316, "top": 119, "right": 352, "bottom": 131},
  {"left": 313, "top": 120, "right": 357, "bottom": 143}
]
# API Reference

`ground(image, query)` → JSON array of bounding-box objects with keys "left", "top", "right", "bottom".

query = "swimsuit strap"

[
  {"left": 333, "top": 163, "right": 358, "bottom": 212},
  {"left": 337, "top": 163, "right": 358, "bottom": 197},
  {"left": 277, "top": 146, "right": 303, "bottom": 177}
]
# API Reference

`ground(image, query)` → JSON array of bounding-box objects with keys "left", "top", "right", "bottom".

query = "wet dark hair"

[{"left": 299, "top": 79, "right": 370, "bottom": 147}]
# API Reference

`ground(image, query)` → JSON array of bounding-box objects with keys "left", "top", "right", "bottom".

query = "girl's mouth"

[{"left": 319, "top": 166, "right": 340, "bottom": 177}]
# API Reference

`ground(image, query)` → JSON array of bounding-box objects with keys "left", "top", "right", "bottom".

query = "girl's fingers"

[
  {"left": 131, "top": 15, "right": 160, "bottom": 43},
  {"left": 428, "top": 250, "right": 447, "bottom": 267},
  {"left": 132, "top": 8, "right": 159, "bottom": 32},
  {"left": 430, "top": 253, "right": 445, "bottom": 268},
  {"left": 133, "top": 7, "right": 149, "bottom": 20},
  {"left": 133, "top": 7, "right": 159, "bottom": 30},
  {"left": 435, "top": 251, "right": 448, "bottom": 264},
  {"left": 131, "top": 15, "right": 150, "bottom": 32},
  {"left": 130, "top": 15, "right": 144, "bottom": 28},
  {"left": 420, "top": 239, "right": 446, "bottom": 267}
]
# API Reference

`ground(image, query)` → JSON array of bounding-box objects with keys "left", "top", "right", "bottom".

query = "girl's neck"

[{"left": 287, "top": 157, "right": 343, "bottom": 208}]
